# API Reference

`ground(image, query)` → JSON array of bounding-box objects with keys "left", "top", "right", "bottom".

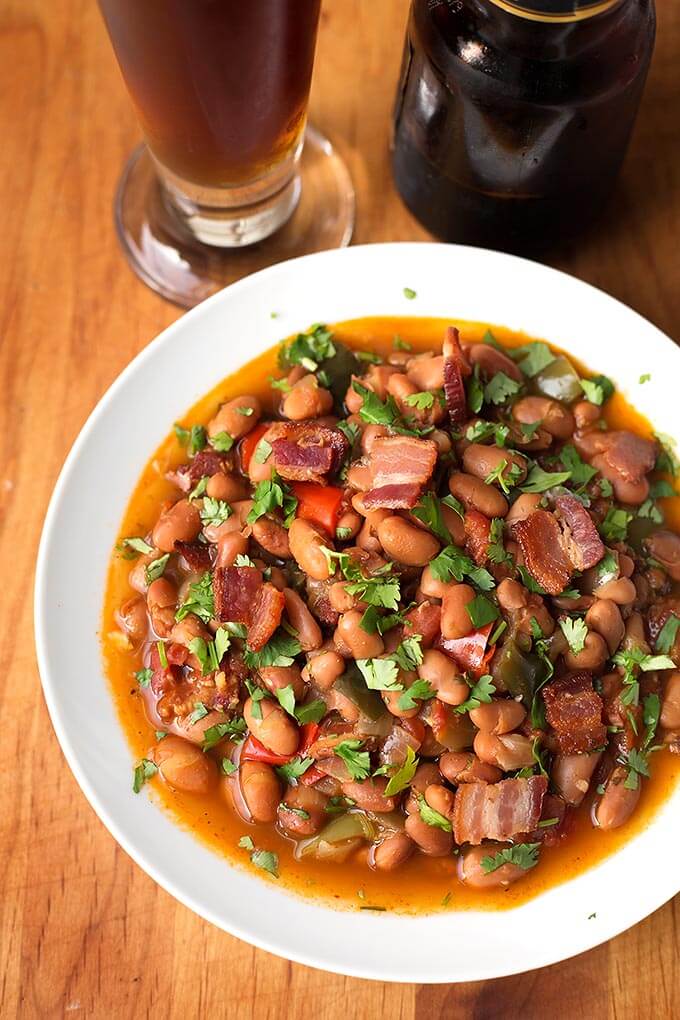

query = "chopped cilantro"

[
  {"left": 560, "top": 444, "right": 597, "bottom": 488},
  {"left": 484, "top": 372, "right": 522, "bottom": 406},
  {"left": 134, "top": 667, "right": 153, "bottom": 688},
  {"left": 455, "top": 674, "right": 496, "bottom": 714},
  {"left": 412, "top": 492, "right": 451, "bottom": 544},
  {"left": 393, "top": 335, "right": 412, "bottom": 351},
  {"left": 403, "top": 287, "right": 417, "bottom": 300},
  {"left": 466, "top": 595, "right": 500, "bottom": 629},
  {"left": 514, "top": 342, "right": 556, "bottom": 378},
  {"left": 133, "top": 758, "right": 158, "bottom": 793},
  {"left": 275, "top": 756, "right": 314, "bottom": 783},
  {"left": 520, "top": 466, "right": 572, "bottom": 493},
  {"left": 397, "top": 679, "right": 435, "bottom": 711},
  {"left": 415, "top": 791, "right": 452, "bottom": 832},
  {"left": 251, "top": 849, "right": 279, "bottom": 878},
  {"left": 334, "top": 739, "right": 371, "bottom": 781},
  {"left": 210, "top": 431, "right": 235, "bottom": 453},
  {"left": 598, "top": 507, "right": 632, "bottom": 543},
  {"left": 200, "top": 497, "right": 232, "bottom": 527},
  {"left": 279, "top": 323, "right": 335, "bottom": 371},
  {"left": 352, "top": 380, "right": 398, "bottom": 426},
  {"left": 559, "top": 617, "right": 588, "bottom": 654},
  {"left": 174, "top": 423, "right": 207, "bottom": 454},
  {"left": 405, "top": 391, "right": 434, "bottom": 410},
  {"left": 654, "top": 433, "right": 680, "bottom": 477},
  {"left": 202, "top": 717, "right": 247, "bottom": 750},
  {"left": 238, "top": 835, "right": 254, "bottom": 850},
  {"left": 145, "top": 554, "right": 170, "bottom": 584},
  {"left": 639, "top": 373, "right": 651, "bottom": 384},
  {"left": 655, "top": 614, "right": 680, "bottom": 654},
  {"left": 247, "top": 473, "right": 298, "bottom": 528},
  {"left": 175, "top": 571, "right": 214, "bottom": 624},
  {"left": 121, "top": 536, "right": 154, "bottom": 556},
  {"left": 480, "top": 843, "right": 540, "bottom": 874},
  {"left": 383, "top": 746, "right": 419, "bottom": 796},
  {"left": 244, "top": 630, "right": 302, "bottom": 669}
]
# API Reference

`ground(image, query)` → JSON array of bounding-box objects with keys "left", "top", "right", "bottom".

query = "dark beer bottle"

[{"left": 391, "top": 0, "right": 656, "bottom": 253}]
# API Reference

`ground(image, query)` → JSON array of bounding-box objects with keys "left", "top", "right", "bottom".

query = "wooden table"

[{"left": 2, "top": 1, "right": 679, "bottom": 1016}]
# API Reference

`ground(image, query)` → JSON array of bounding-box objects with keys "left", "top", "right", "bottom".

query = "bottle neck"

[{"left": 486, "top": 0, "right": 624, "bottom": 22}]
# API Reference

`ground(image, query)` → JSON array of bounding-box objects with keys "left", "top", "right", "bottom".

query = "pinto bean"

[
  {"left": 441, "top": 504, "right": 466, "bottom": 545},
  {"left": 146, "top": 577, "right": 177, "bottom": 638},
  {"left": 207, "top": 395, "right": 261, "bottom": 440},
  {"left": 259, "top": 665, "right": 305, "bottom": 700},
  {"left": 496, "top": 578, "right": 528, "bottom": 612},
  {"left": 357, "top": 509, "right": 390, "bottom": 551},
  {"left": 419, "top": 566, "right": 448, "bottom": 600},
  {"left": 282, "top": 374, "right": 333, "bottom": 420},
  {"left": 116, "top": 596, "right": 148, "bottom": 644},
  {"left": 360, "top": 424, "right": 390, "bottom": 456},
  {"left": 335, "top": 509, "right": 362, "bottom": 541},
  {"left": 462, "top": 444, "right": 528, "bottom": 487},
  {"left": 474, "top": 731, "right": 534, "bottom": 771},
  {"left": 591, "top": 453, "right": 650, "bottom": 505},
  {"left": 512, "top": 396, "right": 575, "bottom": 440},
  {"left": 424, "top": 783, "right": 455, "bottom": 818},
  {"left": 595, "top": 766, "right": 640, "bottom": 829},
  {"left": 377, "top": 516, "right": 440, "bottom": 567},
  {"left": 551, "top": 751, "right": 601, "bottom": 806},
  {"left": 405, "top": 811, "right": 452, "bottom": 856},
  {"left": 467, "top": 343, "right": 522, "bottom": 382},
  {"left": 406, "top": 353, "right": 445, "bottom": 390},
  {"left": 170, "top": 613, "right": 210, "bottom": 652},
  {"left": 335, "top": 609, "right": 384, "bottom": 659},
  {"left": 417, "top": 649, "right": 469, "bottom": 706},
  {"left": 564, "top": 631, "right": 609, "bottom": 673},
  {"left": 204, "top": 500, "right": 253, "bottom": 543},
  {"left": 151, "top": 735, "right": 217, "bottom": 794},
  {"left": 152, "top": 498, "right": 201, "bottom": 553},
  {"left": 243, "top": 697, "right": 299, "bottom": 756},
  {"left": 505, "top": 493, "right": 542, "bottom": 527},
  {"left": 205, "top": 473, "right": 246, "bottom": 502},
  {"left": 622, "top": 611, "right": 649, "bottom": 653},
  {"left": 216, "top": 530, "right": 249, "bottom": 567},
  {"left": 239, "top": 761, "right": 281, "bottom": 823},
  {"left": 278, "top": 783, "right": 327, "bottom": 836},
  {"left": 646, "top": 530, "right": 680, "bottom": 582},
  {"left": 573, "top": 400, "right": 600, "bottom": 430},
  {"left": 449, "top": 471, "right": 508, "bottom": 518},
  {"left": 341, "top": 777, "right": 396, "bottom": 813},
  {"left": 179, "top": 708, "right": 228, "bottom": 745},
  {"left": 594, "top": 577, "right": 636, "bottom": 606},
  {"left": 661, "top": 671, "right": 680, "bottom": 730},
  {"left": 288, "top": 519, "right": 332, "bottom": 580},
  {"left": 431, "top": 430, "right": 452, "bottom": 455},
  {"left": 387, "top": 371, "right": 418, "bottom": 404},
  {"left": 409, "top": 763, "right": 442, "bottom": 799},
  {"left": 459, "top": 844, "right": 527, "bottom": 889},
  {"left": 251, "top": 518, "right": 291, "bottom": 559},
  {"left": 283, "top": 587, "right": 323, "bottom": 651},
  {"left": 346, "top": 462, "right": 372, "bottom": 491},
  {"left": 371, "top": 832, "right": 415, "bottom": 871},
  {"left": 585, "top": 599, "right": 624, "bottom": 655},
  {"left": 440, "top": 583, "right": 476, "bottom": 640},
  {"left": 469, "top": 699, "right": 526, "bottom": 734},
  {"left": 302, "top": 650, "right": 346, "bottom": 690},
  {"left": 439, "top": 751, "right": 502, "bottom": 785}
]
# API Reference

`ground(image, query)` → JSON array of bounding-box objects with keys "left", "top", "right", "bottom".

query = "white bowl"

[{"left": 35, "top": 242, "right": 680, "bottom": 983}]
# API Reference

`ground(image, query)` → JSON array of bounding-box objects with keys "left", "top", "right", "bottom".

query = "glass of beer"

[{"left": 98, "top": 0, "right": 354, "bottom": 306}]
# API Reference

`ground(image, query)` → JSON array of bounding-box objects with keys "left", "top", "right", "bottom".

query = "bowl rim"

[{"left": 34, "top": 241, "right": 680, "bottom": 983}]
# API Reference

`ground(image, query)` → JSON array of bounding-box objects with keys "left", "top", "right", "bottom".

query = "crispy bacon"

[
  {"left": 453, "top": 776, "right": 547, "bottom": 845},
  {"left": 248, "top": 583, "right": 285, "bottom": 651},
  {"left": 602, "top": 430, "right": 656, "bottom": 483},
  {"left": 554, "top": 494, "right": 605, "bottom": 571},
  {"left": 305, "top": 576, "right": 340, "bottom": 626},
  {"left": 175, "top": 540, "right": 212, "bottom": 572},
  {"left": 443, "top": 326, "right": 469, "bottom": 426},
  {"left": 542, "top": 671, "right": 606, "bottom": 754},
  {"left": 167, "top": 450, "right": 229, "bottom": 491},
  {"left": 268, "top": 422, "right": 348, "bottom": 483},
  {"left": 464, "top": 509, "right": 491, "bottom": 566},
  {"left": 512, "top": 510, "right": 573, "bottom": 595},
  {"left": 362, "top": 435, "right": 438, "bottom": 510},
  {"left": 212, "top": 565, "right": 263, "bottom": 624}
]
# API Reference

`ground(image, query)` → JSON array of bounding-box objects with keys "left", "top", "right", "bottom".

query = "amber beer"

[{"left": 99, "top": 0, "right": 322, "bottom": 211}]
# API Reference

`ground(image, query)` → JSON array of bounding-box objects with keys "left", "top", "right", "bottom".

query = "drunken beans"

[{"left": 108, "top": 318, "right": 680, "bottom": 908}]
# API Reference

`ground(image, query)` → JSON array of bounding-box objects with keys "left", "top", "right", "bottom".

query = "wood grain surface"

[{"left": 2, "top": 1, "right": 679, "bottom": 1016}]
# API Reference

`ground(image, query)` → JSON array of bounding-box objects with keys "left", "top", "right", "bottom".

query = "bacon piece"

[
  {"left": 542, "top": 671, "right": 606, "bottom": 754},
  {"left": 601, "top": 431, "right": 656, "bottom": 483},
  {"left": 247, "top": 583, "right": 285, "bottom": 651},
  {"left": 437, "top": 623, "right": 494, "bottom": 678},
  {"left": 554, "top": 494, "right": 604, "bottom": 571},
  {"left": 212, "top": 565, "right": 263, "bottom": 624},
  {"left": 362, "top": 435, "right": 438, "bottom": 510},
  {"left": 175, "top": 540, "right": 212, "bottom": 572},
  {"left": 268, "top": 422, "right": 348, "bottom": 483},
  {"left": 523, "top": 794, "right": 569, "bottom": 847},
  {"left": 453, "top": 776, "right": 547, "bottom": 845},
  {"left": 512, "top": 510, "right": 573, "bottom": 595},
  {"left": 402, "top": 601, "right": 442, "bottom": 648},
  {"left": 167, "top": 450, "right": 230, "bottom": 491},
  {"left": 305, "top": 577, "right": 340, "bottom": 626},
  {"left": 443, "top": 326, "right": 469, "bottom": 426},
  {"left": 464, "top": 509, "right": 491, "bottom": 565}
]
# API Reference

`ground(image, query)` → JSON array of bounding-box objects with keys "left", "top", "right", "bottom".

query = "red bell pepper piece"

[
  {"left": 239, "top": 422, "right": 270, "bottom": 474},
  {"left": 292, "top": 481, "right": 344, "bottom": 537},
  {"left": 437, "top": 622, "right": 495, "bottom": 678}
]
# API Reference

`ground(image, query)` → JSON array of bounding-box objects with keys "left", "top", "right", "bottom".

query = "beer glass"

[{"left": 98, "top": 0, "right": 354, "bottom": 306}]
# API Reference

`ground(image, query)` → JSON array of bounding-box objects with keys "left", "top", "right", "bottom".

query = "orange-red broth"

[{"left": 102, "top": 317, "right": 680, "bottom": 913}]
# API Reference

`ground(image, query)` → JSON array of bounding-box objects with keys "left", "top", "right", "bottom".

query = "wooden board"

[{"left": 1, "top": 0, "right": 679, "bottom": 1015}]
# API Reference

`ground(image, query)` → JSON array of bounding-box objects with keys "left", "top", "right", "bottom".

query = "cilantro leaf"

[
  {"left": 352, "top": 381, "right": 399, "bottom": 426},
  {"left": 279, "top": 323, "right": 336, "bottom": 372},
  {"left": 405, "top": 391, "right": 435, "bottom": 410},
  {"left": 244, "top": 630, "right": 302, "bottom": 669},
  {"left": 520, "top": 466, "right": 572, "bottom": 493},
  {"left": 334, "top": 739, "right": 371, "bottom": 781},
  {"left": 356, "top": 657, "right": 402, "bottom": 691},
  {"left": 559, "top": 617, "right": 588, "bottom": 654},
  {"left": 251, "top": 849, "right": 279, "bottom": 878},
  {"left": 403, "top": 287, "right": 417, "bottom": 300},
  {"left": 455, "top": 674, "right": 496, "bottom": 714},
  {"left": 145, "top": 554, "right": 170, "bottom": 584},
  {"left": 133, "top": 758, "right": 158, "bottom": 793},
  {"left": 560, "top": 444, "right": 597, "bottom": 488},
  {"left": 391, "top": 635, "right": 424, "bottom": 671},
  {"left": 174, "top": 423, "right": 207, "bottom": 455},
  {"left": 122, "top": 536, "right": 154, "bottom": 556},
  {"left": 655, "top": 614, "right": 680, "bottom": 654},
  {"left": 383, "top": 746, "right": 419, "bottom": 796},
  {"left": 175, "top": 571, "right": 215, "bottom": 624},
  {"left": 599, "top": 507, "right": 632, "bottom": 543},
  {"left": 210, "top": 430, "right": 235, "bottom": 453},
  {"left": 467, "top": 368, "right": 484, "bottom": 414},
  {"left": 275, "top": 756, "right": 314, "bottom": 783},
  {"left": 238, "top": 835, "right": 254, "bottom": 850},
  {"left": 397, "top": 679, "right": 435, "bottom": 711},
  {"left": 247, "top": 473, "right": 298, "bottom": 528},
  {"left": 484, "top": 372, "right": 522, "bottom": 406},
  {"left": 480, "top": 843, "right": 540, "bottom": 874},
  {"left": 514, "top": 342, "right": 556, "bottom": 378},
  {"left": 412, "top": 492, "right": 451, "bottom": 544},
  {"left": 202, "top": 717, "right": 247, "bottom": 750},
  {"left": 134, "top": 667, "right": 153, "bottom": 688},
  {"left": 654, "top": 433, "right": 680, "bottom": 477},
  {"left": 200, "top": 497, "right": 232, "bottom": 527},
  {"left": 415, "top": 791, "right": 452, "bottom": 832},
  {"left": 466, "top": 596, "right": 500, "bottom": 629}
]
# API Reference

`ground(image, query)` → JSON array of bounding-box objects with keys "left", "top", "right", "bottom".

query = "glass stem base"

[{"left": 114, "top": 125, "right": 355, "bottom": 307}]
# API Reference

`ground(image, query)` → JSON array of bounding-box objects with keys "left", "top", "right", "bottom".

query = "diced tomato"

[
  {"left": 464, "top": 509, "right": 491, "bottom": 565},
  {"left": 298, "top": 722, "right": 320, "bottom": 754},
  {"left": 300, "top": 765, "right": 326, "bottom": 787},
  {"left": 437, "top": 622, "right": 494, "bottom": 678},
  {"left": 399, "top": 717, "right": 426, "bottom": 745},
  {"left": 292, "top": 481, "right": 344, "bottom": 536},
  {"left": 239, "top": 422, "right": 270, "bottom": 474}
]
